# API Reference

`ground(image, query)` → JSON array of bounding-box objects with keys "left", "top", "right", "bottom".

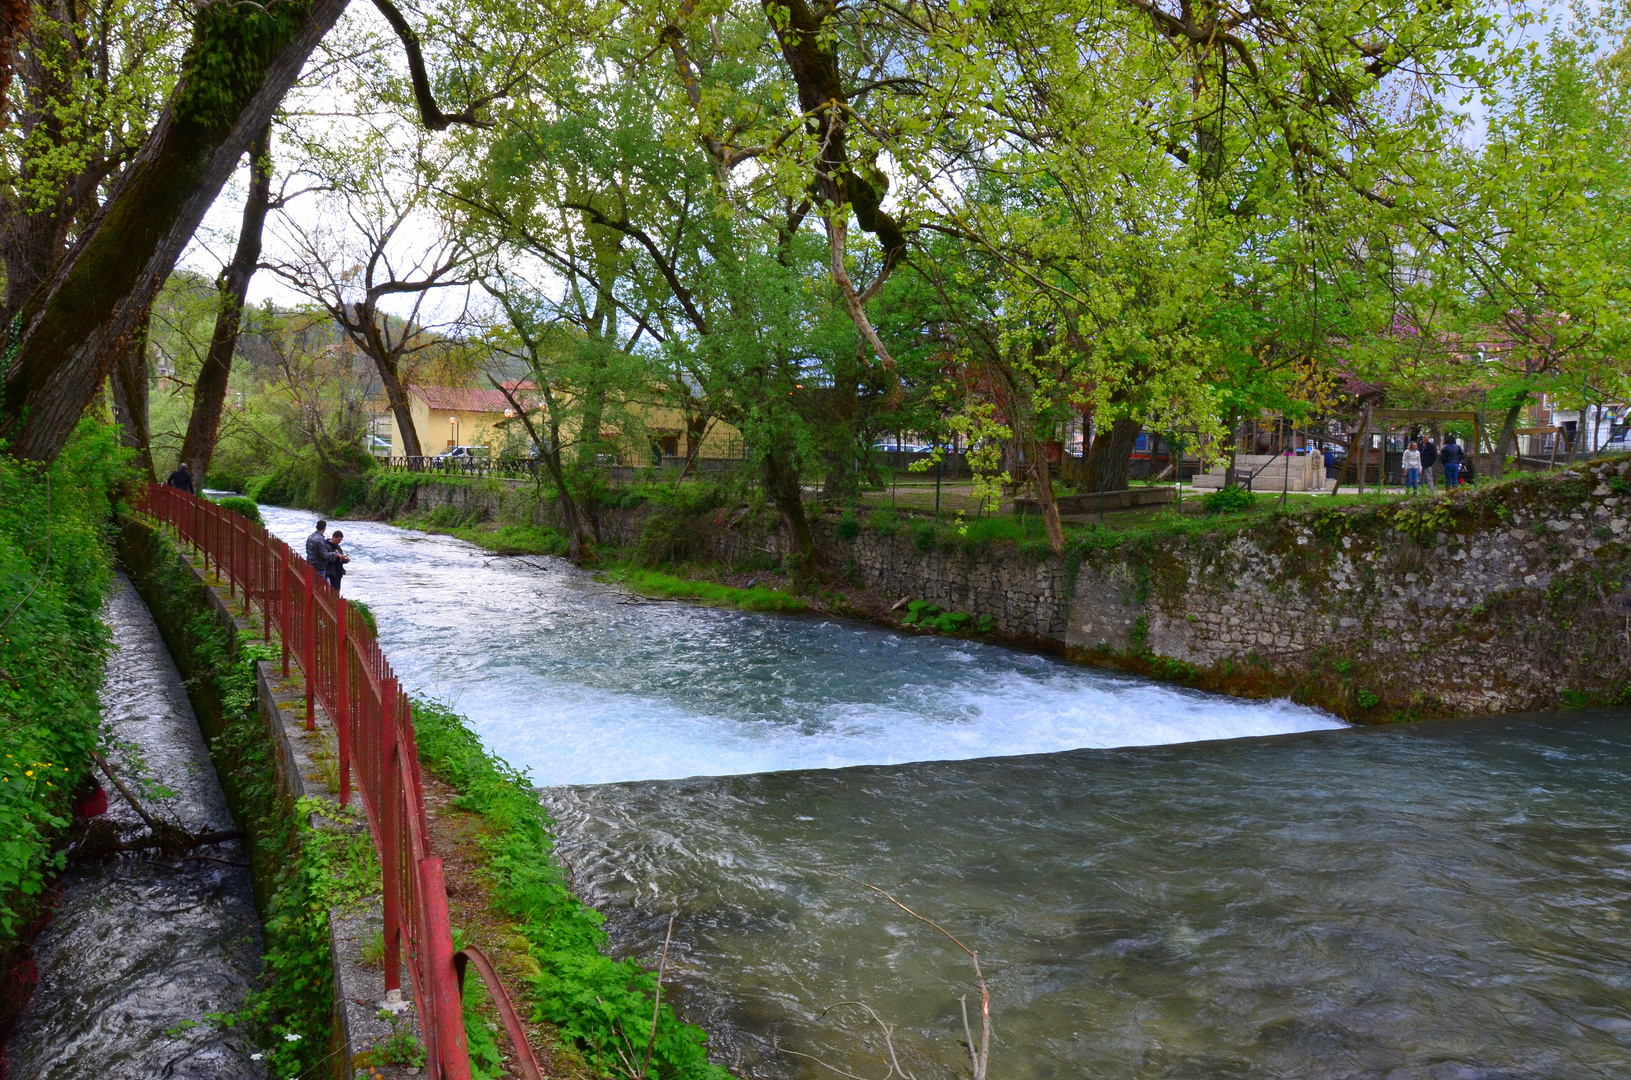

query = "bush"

[
  {"left": 1201, "top": 484, "right": 1257, "bottom": 515},
  {"left": 835, "top": 514, "right": 860, "bottom": 540},
  {"left": 213, "top": 494, "right": 263, "bottom": 526},
  {"left": 912, "top": 521, "right": 938, "bottom": 552},
  {"left": 868, "top": 508, "right": 900, "bottom": 537},
  {"left": 0, "top": 421, "right": 128, "bottom": 942}
]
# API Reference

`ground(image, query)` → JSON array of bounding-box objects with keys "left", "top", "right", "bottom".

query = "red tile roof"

[{"left": 411, "top": 384, "right": 534, "bottom": 414}]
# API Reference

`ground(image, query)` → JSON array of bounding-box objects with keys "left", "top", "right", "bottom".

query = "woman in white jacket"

[{"left": 1402, "top": 441, "right": 1422, "bottom": 495}]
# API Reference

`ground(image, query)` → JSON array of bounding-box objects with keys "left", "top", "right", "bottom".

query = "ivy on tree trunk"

[{"left": 0, "top": 0, "right": 350, "bottom": 464}]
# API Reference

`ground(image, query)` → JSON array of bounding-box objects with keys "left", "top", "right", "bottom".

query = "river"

[{"left": 263, "top": 507, "right": 1631, "bottom": 1080}]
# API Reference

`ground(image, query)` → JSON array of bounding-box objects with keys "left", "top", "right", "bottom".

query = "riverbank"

[{"left": 343, "top": 458, "right": 1631, "bottom": 720}]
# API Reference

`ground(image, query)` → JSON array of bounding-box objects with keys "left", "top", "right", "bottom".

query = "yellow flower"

[{"left": 24, "top": 770, "right": 32, "bottom": 777}]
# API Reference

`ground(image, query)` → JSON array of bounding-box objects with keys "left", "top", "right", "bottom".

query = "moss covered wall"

[{"left": 1067, "top": 459, "right": 1631, "bottom": 719}]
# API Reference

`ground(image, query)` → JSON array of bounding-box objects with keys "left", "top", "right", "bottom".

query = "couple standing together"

[
  {"left": 305, "top": 518, "right": 351, "bottom": 592},
  {"left": 1401, "top": 435, "right": 1466, "bottom": 494}
]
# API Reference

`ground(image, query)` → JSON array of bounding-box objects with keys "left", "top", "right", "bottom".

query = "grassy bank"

[
  {"left": 0, "top": 422, "right": 128, "bottom": 998},
  {"left": 411, "top": 698, "right": 731, "bottom": 1080}
]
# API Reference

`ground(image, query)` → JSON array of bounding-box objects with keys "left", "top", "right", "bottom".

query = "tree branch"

[{"left": 370, "top": 0, "right": 494, "bottom": 130}]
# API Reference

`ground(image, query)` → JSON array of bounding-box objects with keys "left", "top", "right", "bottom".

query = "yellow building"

[
  {"left": 387, "top": 385, "right": 519, "bottom": 457},
  {"left": 385, "top": 384, "right": 743, "bottom": 461}
]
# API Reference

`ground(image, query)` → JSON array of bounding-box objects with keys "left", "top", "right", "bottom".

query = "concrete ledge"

[{"left": 1013, "top": 486, "right": 1175, "bottom": 515}]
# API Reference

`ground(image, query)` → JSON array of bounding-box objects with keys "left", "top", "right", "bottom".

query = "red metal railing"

[{"left": 139, "top": 485, "right": 540, "bottom": 1080}]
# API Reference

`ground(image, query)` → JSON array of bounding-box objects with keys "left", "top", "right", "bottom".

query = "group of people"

[
  {"left": 1401, "top": 435, "right": 1467, "bottom": 494},
  {"left": 1321, "top": 434, "right": 1472, "bottom": 494},
  {"left": 305, "top": 518, "right": 351, "bottom": 592}
]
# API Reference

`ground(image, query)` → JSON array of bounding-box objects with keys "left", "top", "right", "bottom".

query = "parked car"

[{"left": 433, "top": 445, "right": 490, "bottom": 464}]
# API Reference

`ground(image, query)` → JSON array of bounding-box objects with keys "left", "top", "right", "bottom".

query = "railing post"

[
  {"left": 381, "top": 678, "right": 402, "bottom": 994},
  {"left": 262, "top": 536, "right": 272, "bottom": 643},
  {"left": 336, "top": 596, "right": 351, "bottom": 808},
  {"left": 420, "top": 857, "right": 473, "bottom": 1080},
  {"left": 280, "top": 545, "right": 291, "bottom": 677},
  {"left": 303, "top": 561, "right": 316, "bottom": 731},
  {"left": 228, "top": 512, "right": 237, "bottom": 598}
]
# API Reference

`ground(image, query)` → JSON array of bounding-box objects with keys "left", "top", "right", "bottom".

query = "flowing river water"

[{"left": 263, "top": 507, "right": 1631, "bottom": 1080}]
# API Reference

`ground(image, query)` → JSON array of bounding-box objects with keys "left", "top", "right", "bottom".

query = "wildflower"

[
  {"left": 283, "top": 1032, "right": 301, "bottom": 1042},
  {"left": 250, "top": 1053, "right": 263, "bottom": 1061},
  {"left": 24, "top": 770, "right": 32, "bottom": 777}
]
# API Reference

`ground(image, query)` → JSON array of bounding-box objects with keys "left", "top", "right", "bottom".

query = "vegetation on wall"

[{"left": 0, "top": 422, "right": 126, "bottom": 945}]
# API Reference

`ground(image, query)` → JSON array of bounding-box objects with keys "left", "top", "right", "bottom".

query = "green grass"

[
  {"left": 410, "top": 698, "right": 730, "bottom": 1080},
  {"left": 401, "top": 516, "right": 571, "bottom": 558},
  {"left": 598, "top": 565, "right": 809, "bottom": 611}
]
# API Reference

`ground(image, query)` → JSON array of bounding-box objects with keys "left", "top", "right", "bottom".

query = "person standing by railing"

[
  {"left": 305, "top": 518, "right": 332, "bottom": 575},
  {"left": 166, "top": 461, "right": 194, "bottom": 493},
  {"left": 325, "top": 530, "right": 350, "bottom": 592},
  {"left": 1403, "top": 441, "right": 1421, "bottom": 495}
]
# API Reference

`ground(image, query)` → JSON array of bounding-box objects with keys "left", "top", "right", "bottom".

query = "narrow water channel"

[
  {"left": 6, "top": 576, "right": 264, "bottom": 1079},
  {"left": 261, "top": 508, "right": 1631, "bottom": 1080}
]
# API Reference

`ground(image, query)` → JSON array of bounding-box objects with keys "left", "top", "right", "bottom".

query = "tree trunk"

[
  {"left": 1221, "top": 408, "right": 1242, "bottom": 488},
  {"left": 180, "top": 124, "right": 273, "bottom": 481},
  {"left": 110, "top": 306, "right": 155, "bottom": 481},
  {"left": 1026, "top": 434, "right": 1065, "bottom": 555},
  {"left": 374, "top": 352, "right": 422, "bottom": 460},
  {"left": 1491, "top": 392, "right": 1528, "bottom": 479},
  {"left": 575, "top": 383, "right": 605, "bottom": 469},
  {"left": 491, "top": 376, "right": 596, "bottom": 563},
  {"left": 1082, "top": 417, "right": 1141, "bottom": 493},
  {"left": 0, "top": 0, "right": 352, "bottom": 464},
  {"left": 1331, "top": 406, "right": 1372, "bottom": 494},
  {"left": 762, "top": 448, "right": 815, "bottom": 585}
]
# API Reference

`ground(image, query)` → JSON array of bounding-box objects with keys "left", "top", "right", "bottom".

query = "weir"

[{"left": 249, "top": 503, "right": 1631, "bottom": 1080}]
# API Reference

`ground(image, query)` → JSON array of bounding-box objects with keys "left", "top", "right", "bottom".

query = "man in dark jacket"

[
  {"left": 1441, "top": 436, "right": 1465, "bottom": 487},
  {"left": 1419, "top": 437, "right": 1438, "bottom": 490},
  {"left": 166, "top": 462, "right": 193, "bottom": 493},
  {"left": 306, "top": 519, "right": 331, "bottom": 572}
]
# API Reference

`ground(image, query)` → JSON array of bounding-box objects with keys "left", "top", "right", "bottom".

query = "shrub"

[
  {"left": 1355, "top": 687, "right": 1381, "bottom": 709},
  {"left": 835, "top": 514, "right": 860, "bottom": 540},
  {"left": 899, "top": 600, "right": 991, "bottom": 634},
  {"left": 1201, "top": 484, "right": 1256, "bottom": 515},
  {"left": 213, "top": 494, "right": 263, "bottom": 526},
  {"left": 912, "top": 521, "right": 937, "bottom": 552},
  {"left": 868, "top": 508, "right": 900, "bottom": 537}
]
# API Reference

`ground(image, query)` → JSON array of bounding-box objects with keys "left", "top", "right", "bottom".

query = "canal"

[{"left": 263, "top": 507, "right": 1631, "bottom": 1080}]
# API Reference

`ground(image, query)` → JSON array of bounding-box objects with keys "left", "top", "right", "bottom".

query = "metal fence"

[{"left": 138, "top": 484, "right": 540, "bottom": 1080}]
